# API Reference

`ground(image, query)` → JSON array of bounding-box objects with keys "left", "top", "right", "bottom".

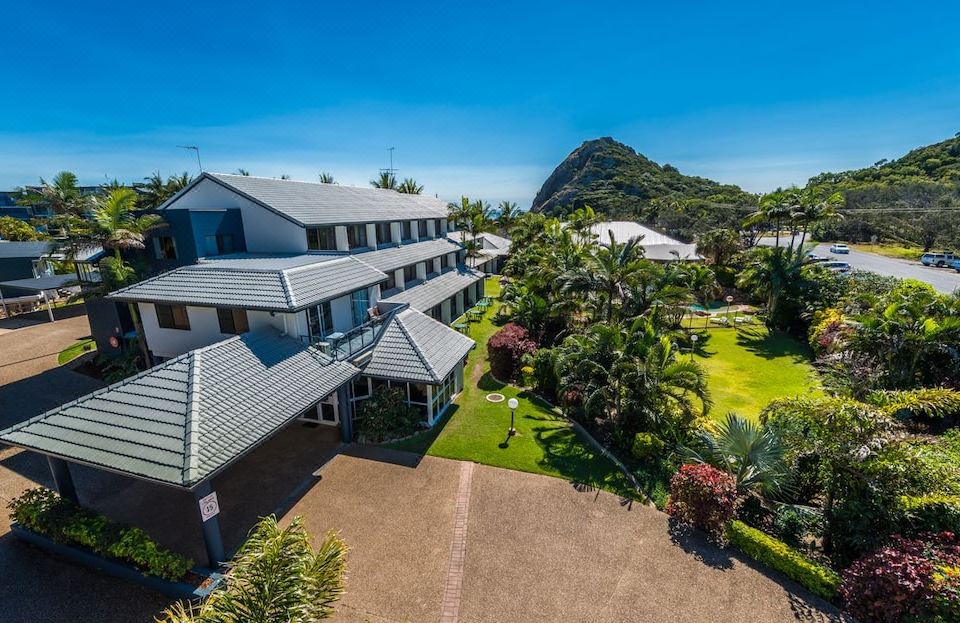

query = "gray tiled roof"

[
  {"left": 0, "top": 331, "right": 358, "bottom": 488},
  {"left": 446, "top": 231, "right": 511, "bottom": 255},
  {"left": 363, "top": 308, "right": 474, "bottom": 383},
  {"left": 0, "top": 274, "right": 79, "bottom": 291},
  {"left": 188, "top": 173, "right": 449, "bottom": 225},
  {"left": 108, "top": 254, "right": 387, "bottom": 311},
  {"left": 0, "top": 240, "right": 53, "bottom": 258},
  {"left": 381, "top": 267, "right": 485, "bottom": 312},
  {"left": 356, "top": 238, "right": 462, "bottom": 273}
]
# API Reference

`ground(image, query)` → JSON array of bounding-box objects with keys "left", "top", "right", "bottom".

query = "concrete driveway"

[{"left": 285, "top": 450, "right": 849, "bottom": 623}]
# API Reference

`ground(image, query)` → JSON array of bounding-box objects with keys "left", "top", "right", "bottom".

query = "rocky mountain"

[{"left": 531, "top": 137, "right": 753, "bottom": 216}]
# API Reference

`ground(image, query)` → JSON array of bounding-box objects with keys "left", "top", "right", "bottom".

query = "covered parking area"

[
  {"left": 0, "top": 330, "right": 359, "bottom": 567},
  {"left": 0, "top": 273, "right": 80, "bottom": 321}
]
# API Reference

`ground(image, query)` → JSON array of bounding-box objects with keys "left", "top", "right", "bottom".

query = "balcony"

[{"left": 305, "top": 306, "right": 402, "bottom": 361}]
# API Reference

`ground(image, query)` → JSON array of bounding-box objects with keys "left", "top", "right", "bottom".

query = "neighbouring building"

[{"left": 587, "top": 220, "right": 701, "bottom": 261}]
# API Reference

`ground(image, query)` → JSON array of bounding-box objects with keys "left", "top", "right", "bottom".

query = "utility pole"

[
  {"left": 380, "top": 147, "right": 397, "bottom": 176},
  {"left": 178, "top": 145, "right": 203, "bottom": 173}
]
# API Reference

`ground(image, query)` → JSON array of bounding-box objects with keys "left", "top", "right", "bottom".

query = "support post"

[
  {"left": 194, "top": 482, "right": 225, "bottom": 569},
  {"left": 338, "top": 383, "right": 353, "bottom": 443},
  {"left": 0, "top": 287, "right": 7, "bottom": 319},
  {"left": 41, "top": 290, "right": 55, "bottom": 323},
  {"left": 47, "top": 457, "right": 78, "bottom": 503}
]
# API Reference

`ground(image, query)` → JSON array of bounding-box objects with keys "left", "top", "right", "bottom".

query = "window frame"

[
  {"left": 347, "top": 224, "right": 368, "bottom": 249},
  {"left": 155, "top": 303, "right": 190, "bottom": 330},
  {"left": 217, "top": 307, "right": 249, "bottom": 335},
  {"left": 306, "top": 226, "right": 336, "bottom": 251},
  {"left": 153, "top": 235, "right": 178, "bottom": 260}
]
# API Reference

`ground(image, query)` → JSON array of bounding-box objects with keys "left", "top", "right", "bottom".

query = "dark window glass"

[
  {"left": 156, "top": 304, "right": 190, "bottom": 330},
  {"left": 352, "top": 376, "right": 370, "bottom": 398},
  {"left": 385, "top": 271, "right": 397, "bottom": 291},
  {"left": 319, "top": 402, "right": 337, "bottom": 422},
  {"left": 217, "top": 308, "right": 249, "bottom": 334},
  {"left": 418, "top": 219, "right": 429, "bottom": 238},
  {"left": 403, "top": 265, "right": 417, "bottom": 284},
  {"left": 347, "top": 224, "right": 367, "bottom": 249},
  {"left": 204, "top": 234, "right": 235, "bottom": 256},
  {"left": 435, "top": 219, "right": 442, "bottom": 235},
  {"left": 351, "top": 289, "right": 369, "bottom": 326},
  {"left": 375, "top": 222, "right": 392, "bottom": 246},
  {"left": 306, "top": 226, "right": 336, "bottom": 251},
  {"left": 307, "top": 301, "right": 333, "bottom": 340},
  {"left": 401, "top": 221, "right": 413, "bottom": 240},
  {"left": 153, "top": 236, "right": 178, "bottom": 260}
]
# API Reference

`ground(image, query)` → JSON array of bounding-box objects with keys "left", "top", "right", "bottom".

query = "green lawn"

[
  {"left": 693, "top": 327, "right": 819, "bottom": 421},
  {"left": 58, "top": 338, "right": 96, "bottom": 365},
  {"left": 389, "top": 277, "right": 638, "bottom": 499},
  {"left": 849, "top": 243, "right": 922, "bottom": 261}
]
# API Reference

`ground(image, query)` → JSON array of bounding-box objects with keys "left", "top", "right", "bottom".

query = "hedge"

[
  {"left": 725, "top": 520, "right": 840, "bottom": 601},
  {"left": 7, "top": 487, "right": 192, "bottom": 581},
  {"left": 896, "top": 494, "right": 960, "bottom": 534}
]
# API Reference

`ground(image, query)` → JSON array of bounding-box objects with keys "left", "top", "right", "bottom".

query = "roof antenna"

[
  {"left": 178, "top": 145, "right": 203, "bottom": 173},
  {"left": 380, "top": 147, "right": 397, "bottom": 176}
]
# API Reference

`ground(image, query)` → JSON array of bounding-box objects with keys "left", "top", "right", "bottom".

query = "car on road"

[
  {"left": 829, "top": 243, "right": 850, "bottom": 254},
  {"left": 806, "top": 252, "right": 827, "bottom": 262},
  {"left": 920, "top": 251, "right": 956, "bottom": 267},
  {"left": 952, "top": 259, "right": 960, "bottom": 272},
  {"left": 822, "top": 260, "right": 852, "bottom": 273}
]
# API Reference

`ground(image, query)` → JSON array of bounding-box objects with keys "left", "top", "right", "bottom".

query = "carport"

[
  {"left": 0, "top": 274, "right": 79, "bottom": 321},
  {"left": 0, "top": 330, "right": 359, "bottom": 568}
]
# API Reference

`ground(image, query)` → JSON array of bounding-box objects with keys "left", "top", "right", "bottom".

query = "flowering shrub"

[
  {"left": 808, "top": 308, "right": 849, "bottom": 356},
  {"left": 666, "top": 464, "right": 739, "bottom": 541},
  {"left": 839, "top": 532, "right": 960, "bottom": 623},
  {"left": 487, "top": 323, "right": 537, "bottom": 381}
]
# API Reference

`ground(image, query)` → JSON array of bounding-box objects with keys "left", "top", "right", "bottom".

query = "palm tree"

[
  {"left": 370, "top": 171, "right": 397, "bottom": 190},
  {"left": 140, "top": 172, "right": 193, "bottom": 211},
  {"left": 236, "top": 168, "right": 251, "bottom": 176},
  {"left": 561, "top": 233, "right": 645, "bottom": 322},
  {"left": 396, "top": 178, "right": 423, "bottom": 194},
  {"left": 683, "top": 263, "right": 719, "bottom": 328},
  {"left": 695, "top": 228, "right": 741, "bottom": 266},
  {"left": 737, "top": 244, "right": 815, "bottom": 327},
  {"left": 159, "top": 515, "right": 346, "bottom": 623},
  {"left": 794, "top": 188, "right": 844, "bottom": 247},
  {"left": 448, "top": 196, "right": 473, "bottom": 245},
  {"left": 318, "top": 172, "right": 335, "bottom": 184},
  {"left": 566, "top": 205, "right": 599, "bottom": 240},
  {"left": 18, "top": 171, "right": 89, "bottom": 217},
  {"left": 496, "top": 201, "right": 518, "bottom": 233},
  {"left": 683, "top": 413, "right": 791, "bottom": 499},
  {"left": 743, "top": 189, "right": 797, "bottom": 248}
]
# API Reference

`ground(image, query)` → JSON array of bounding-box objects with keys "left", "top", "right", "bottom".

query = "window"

[
  {"left": 351, "top": 289, "right": 369, "bottom": 326},
  {"left": 153, "top": 236, "right": 178, "bottom": 260},
  {"left": 307, "top": 301, "right": 334, "bottom": 340},
  {"left": 385, "top": 271, "right": 397, "bottom": 291},
  {"left": 306, "top": 226, "right": 336, "bottom": 251},
  {"left": 217, "top": 308, "right": 249, "bottom": 334},
  {"left": 401, "top": 220, "right": 413, "bottom": 241},
  {"left": 442, "top": 253, "right": 452, "bottom": 269},
  {"left": 347, "top": 224, "right": 367, "bottom": 249},
  {"left": 435, "top": 219, "right": 443, "bottom": 235},
  {"left": 204, "top": 234, "right": 235, "bottom": 256},
  {"left": 403, "top": 264, "right": 417, "bottom": 284},
  {"left": 352, "top": 376, "right": 370, "bottom": 399},
  {"left": 418, "top": 219, "right": 429, "bottom": 238},
  {"left": 318, "top": 401, "right": 337, "bottom": 423},
  {"left": 375, "top": 222, "right": 392, "bottom": 247},
  {"left": 429, "top": 305, "right": 442, "bottom": 321},
  {"left": 156, "top": 304, "right": 190, "bottom": 330}
]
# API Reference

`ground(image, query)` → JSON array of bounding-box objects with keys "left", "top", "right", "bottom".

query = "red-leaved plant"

[
  {"left": 487, "top": 323, "right": 537, "bottom": 381},
  {"left": 839, "top": 531, "right": 960, "bottom": 623},
  {"left": 666, "top": 464, "right": 739, "bottom": 542}
]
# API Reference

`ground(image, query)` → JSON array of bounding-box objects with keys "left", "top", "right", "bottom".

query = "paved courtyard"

[{"left": 285, "top": 450, "right": 849, "bottom": 623}]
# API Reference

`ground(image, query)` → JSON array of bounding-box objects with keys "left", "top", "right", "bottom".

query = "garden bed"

[{"left": 10, "top": 523, "right": 224, "bottom": 599}]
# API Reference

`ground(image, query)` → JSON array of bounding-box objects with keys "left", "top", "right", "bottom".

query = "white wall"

[
  {"left": 139, "top": 303, "right": 289, "bottom": 359},
  {"left": 165, "top": 178, "right": 307, "bottom": 253}
]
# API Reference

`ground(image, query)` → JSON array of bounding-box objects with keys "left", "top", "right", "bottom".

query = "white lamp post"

[
  {"left": 725, "top": 295, "right": 734, "bottom": 323},
  {"left": 690, "top": 333, "right": 698, "bottom": 360},
  {"left": 507, "top": 397, "right": 519, "bottom": 436}
]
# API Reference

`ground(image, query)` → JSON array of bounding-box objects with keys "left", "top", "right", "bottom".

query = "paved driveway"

[{"left": 285, "top": 450, "right": 849, "bottom": 623}]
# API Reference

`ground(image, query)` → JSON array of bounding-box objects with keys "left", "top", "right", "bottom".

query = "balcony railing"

[{"left": 305, "top": 306, "right": 401, "bottom": 361}]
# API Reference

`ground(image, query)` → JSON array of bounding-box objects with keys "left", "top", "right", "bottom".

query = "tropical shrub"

[
  {"left": 487, "top": 323, "right": 537, "bottom": 381},
  {"left": 808, "top": 307, "right": 848, "bottom": 356},
  {"left": 529, "top": 347, "right": 560, "bottom": 399},
  {"left": 666, "top": 464, "right": 739, "bottom": 541},
  {"left": 631, "top": 432, "right": 665, "bottom": 463},
  {"left": 896, "top": 494, "right": 960, "bottom": 535},
  {"left": 354, "top": 387, "right": 421, "bottom": 443},
  {"left": 160, "top": 516, "right": 347, "bottom": 622},
  {"left": 772, "top": 506, "right": 822, "bottom": 551},
  {"left": 7, "top": 487, "right": 192, "bottom": 581},
  {"left": 839, "top": 532, "right": 960, "bottom": 623},
  {"left": 725, "top": 520, "right": 840, "bottom": 600}
]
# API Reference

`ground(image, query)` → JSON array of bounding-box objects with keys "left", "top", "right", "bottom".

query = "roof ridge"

[
  {"left": 278, "top": 269, "right": 296, "bottom": 308},
  {"left": 281, "top": 255, "right": 352, "bottom": 276},
  {"left": 182, "top": 350, "right": 203, "bottom": 485},
  {"left": 394, "top": 311, "right": 439, "bottom": 382}
]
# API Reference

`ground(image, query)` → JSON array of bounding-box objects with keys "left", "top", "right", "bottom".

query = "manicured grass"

[
  {"left": 389, "top": 277, "right": 638, "bottom": 499},
  {"left": 58, "top": 338, "right": 96, "bottom": 365},
  {"left": 693, "top": 327, "right": 818, "bottom": 422},
  {"left": 849, "top": 243, "right": 923, "bottom": 261}
]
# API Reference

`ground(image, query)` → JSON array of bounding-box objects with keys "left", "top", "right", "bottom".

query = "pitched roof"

[
  {"left": 356, "top": 238, "right": 462, "bottom": 273},
  {"left": 0, "top": 331, "right": 358, "bottom": 488},
  {"left": 446, "top": 231, "right": 512, "bottom": 255},
  {"left": 380, "top": 267, "right": 485, "bottom": 312},
  {"left": 168, "top": 173, "right": 449, "bottom": 226},
  {"left": 0, "top": 240, "right": 53, "bottom": 259},
  {"left": 363, "top": 308, "right": 474, "bottom": 383},
  {"left": 108, "top": 253, "right": 387, "bottom": 311}
]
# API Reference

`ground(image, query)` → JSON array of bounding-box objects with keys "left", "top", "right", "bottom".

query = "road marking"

[{"left": 440, "top": 461, "right": 474, "bottom": 623}]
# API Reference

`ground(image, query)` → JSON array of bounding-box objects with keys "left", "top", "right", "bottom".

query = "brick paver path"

[{"left": 440, "top": 461, "right": 475, "bottom": 623}]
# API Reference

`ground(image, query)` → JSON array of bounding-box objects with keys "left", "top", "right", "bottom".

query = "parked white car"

[
  {"left": 822, "top": 260, "right": 851, "bottom": 273},
  {"left": 829, "top": 243, "right": 850, "bottom": 254}
]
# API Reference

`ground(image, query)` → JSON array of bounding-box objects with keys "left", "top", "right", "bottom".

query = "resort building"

[
  {"left": 587, "top": 220, "right": 701, "bottom": 261},
  {"left": 0, "top": 174, "right": 499, "bottom": 566}
]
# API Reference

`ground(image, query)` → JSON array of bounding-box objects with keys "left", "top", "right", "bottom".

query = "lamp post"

[
  {"left": 690, "top": 333, "right": 698, "bottom": 360},
  {"left": 725, "top": 295, "right": 734, "bottom": 323},
  {"left": 507, "top": 397, "right": 519, "bottom": 436}
]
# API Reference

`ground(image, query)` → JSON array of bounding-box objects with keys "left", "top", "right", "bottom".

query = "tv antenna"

[
  {"left": 379, "top": 147, "right": 397, "bottom": 175},
  {"left": 177, "top": 145, "right": 203, "bottom": 173}
]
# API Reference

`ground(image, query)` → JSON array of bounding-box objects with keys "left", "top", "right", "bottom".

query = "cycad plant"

[{"left": 160, "top": 515, "right": 347, "bottom": 623}]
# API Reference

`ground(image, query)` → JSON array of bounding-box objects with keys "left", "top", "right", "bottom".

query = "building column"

[
  {"left": 427, "top": 219, "right": 437, "bottom": 238},
  {"left": 395, "top": 268, "right": 405, "bottom": 291},
  {"left": 194, "top": 481, "right": 225, "bottom": 569},
  {"left": 365, "top": 223, "right": 377, "bottom": 249},
  {"left": 390, "top": 222, "right": 402, "bottom": 245},
  {"left": 48, "top": 457, "right": 78, "bottom": 503},
  {"left": 335, "top": 226, "right": 349, "bottom": 252},
  {"left": 338, "top": 383, "right": 353, "bottom": 442}
]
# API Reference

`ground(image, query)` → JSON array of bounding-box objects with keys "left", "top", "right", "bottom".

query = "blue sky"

[{"left": 3, "top": 1, "right": 959, "bottom": 205}]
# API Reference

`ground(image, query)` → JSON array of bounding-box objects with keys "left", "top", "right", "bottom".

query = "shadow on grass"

[
  {"left": 530, "top": 425, "right": 638, "bottom": 500},
  {"left": 384, "top": 404, "right": 459, "bottom": 456},
  {"left": 477, "top": 372, "right": 506, "bottom": 391},
  {"left": 735, "top": 327, "right": 812, "bottom": 362}
]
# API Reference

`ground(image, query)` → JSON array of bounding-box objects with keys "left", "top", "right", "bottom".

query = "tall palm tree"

[
  {"left": 794, "top": 188, "right": 844, "bottom": 247},
  {"left": 140, "top": 172, "right": 193, "bottom": 211},
  {"left": 159, "top": 516, "right": 346, "bottom": 623},
  {"left": 370, "top": 171, "right": 397, "bottom": 190},
  {"left": 318, "top": 172, "right": 335, "bottom": 184},
  {"left": 396, "top": 178, "right": 423, "bottom": 194},
  {"left": 448, "top": 196, "right": 473, "bottom": 244},
  {"left": 743, "top": 189, "right": 796, "bottom": 248},
  {"left": 496, "top": 200, "right": 519, "bottom": 233},
  {"left": 683, "top": 263, "right": 719, "bottom": 328},
  {"left": 737, "top": 244, "right": 814, "bottom": 327},
  {"left": 561, "top": 233, "right": 645, "bottom": 322},
  {"left": 683, "top": 413, "right": 791, "bottom": 499},
  {"left": 18, "top": 171, "right": 88, "bottom": 217},
  {"left": 695, "top": 228, "right": 741, "bottom": 266}
]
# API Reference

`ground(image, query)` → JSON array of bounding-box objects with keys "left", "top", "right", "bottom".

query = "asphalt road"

[{"left": 758, "top": 238, "right": 960, "bottom": 294}]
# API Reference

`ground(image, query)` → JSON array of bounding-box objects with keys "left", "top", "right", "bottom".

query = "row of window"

[
  {"left": 151, "top": 234, "right": 236, "bottom": 261},
  {"left": 306, "top": 219, "right": 443, "bottom": 251},
  {"left": 155, "top": 303, "right": 249, "bottom": 335}
]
